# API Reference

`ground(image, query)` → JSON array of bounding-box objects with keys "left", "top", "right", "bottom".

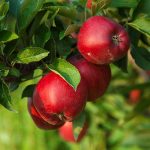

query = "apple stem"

[
  {"left": 112, "top": 35, "right": 121, "bottom": 45},
  {"left": 58, "top": 113, "right": 66, "bottom": 122}
]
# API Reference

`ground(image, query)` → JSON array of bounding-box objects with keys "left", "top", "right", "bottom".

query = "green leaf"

[
  {"left": 0, "top": 79, "right": 13, "bottom": 110},
  {"left": 21, "top": 69, "right": 43, "bottom": 98},
  {"left": 94, "top": 0, "right": 111, "bottom": 9},
  {"left": 0, "top": 64, "right": 9, "bottom": 77},
  {"left": 134, "top": 0, "right": 150, "bottom": 16},
  {"left": 0, "top": 30, "right": 18, "bottom": 44},
  {"left": 59, "top": 24, "right": 80, "bottom": 40},
  {"left": 113, "top": 56, "right": 128, "bottom": 73},
  {"left": 128, "top": 27, "right": 140, "bottom": 46},
  {"left": 9, "top": 68, "right": 21, "bottom": 77},
  {"left": 22, "top": 84, "right": 35, "bottom": 98},
  {"left": 50, "top": 30, "right": 74, "bottom": 59},
  {"left": 8, "top": 0, "right": 20, "bottom": 17},
  {"left": 122, "top": 132, "right": 150, "bottom": 148},
  {"left": 43, "top": 6, "right": 77, "bottom": 20},
  {"left": 17, "top": 0, "right": 44, "bottom": 32},
  {"left": 59, "top": 31, "right": 65, "bottom": 40},
  {"left": 49, "top": 58, "right": 81, "bottom": 90},
  {"left": 128, "top": 16, "right": 150, "bottom": 37},
  {"left": 0, "top": 1, "right": 9, "bottom": 21},
  {"left": 16, "top": 47, "right": 49, "bottom": 64},
  {"left": 130, "top": 45, "right": 150, "bottom": 70},
  {"left": 134, "top": 98, "right": 150, "bottom": 113},
  {"left": 108, "top": 129, "right": 124, "bottom": 146},
  {"left": 73, "top": 112, "right": 86, "bottom": 141},
  {"left": 34, "top": 24, "right": 51, "bottom": 48},
  {"left": 109, "top": 0, "right": 140, "bottom": 8}
]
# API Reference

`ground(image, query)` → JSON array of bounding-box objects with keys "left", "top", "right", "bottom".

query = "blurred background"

[{"left": 0, "top": 60, "right": 150, "bottom": 150}]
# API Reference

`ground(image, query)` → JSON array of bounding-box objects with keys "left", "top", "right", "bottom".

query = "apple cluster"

[{"left": 27, "top": 16, "right": 130, "bottom": 142}]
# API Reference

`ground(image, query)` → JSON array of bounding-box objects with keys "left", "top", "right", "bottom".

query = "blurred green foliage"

[
  {"left": 0, "top": 64, "right": 150, "bottom": 150},
  {"left": 0, "top": 0, "right": 150, "bottom": 150}
]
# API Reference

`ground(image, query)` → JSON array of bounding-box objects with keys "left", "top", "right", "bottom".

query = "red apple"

[
  {"left": 68, "top": 54, "right": 111, "bottom": 101},
  {"left": 27, "top": 98, "right": 64, "bottom": 130},
  {"left": 128, "top": 89, "right": 141, "bottom": 104},
  {"left": 146, "top": 71, "right": 150, "bottom": 76},
  {"left": 59, "top": 121, "right": 88, "bottom": 142},
  {"left": 33, "top": 72, "right": 88, "bottom": 125},
  {"left": 77, "top": 16, "right": 130, "bottom": 64},
  {"left": 86, "top": 0, "right": 92, "bottom": 9}
]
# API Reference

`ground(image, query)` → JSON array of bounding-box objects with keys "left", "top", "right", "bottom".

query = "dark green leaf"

[
  {"left": 28, "top": 11, "right": 47, "bottom": 38},
  {"left": 17, "top": 0, "right": 44, "bottom": 32},
  {"left": 0, "top": 64, "right": 9, "bottom": 77},
  {"left": 45, "top": 38, "right": 56, "bottom": 63},
  {"left": 21, "top": 69, "right": 43, "bottom": 98},
  {"left": 128, "top": 16, "right": 150, "bottom": 37},
  {"left": 45, "top": 8, "right": 59, "bottom": 28},
  {"left": 109, "top": 0, "right": 140, "bottom": 8},
  {"left": 0, "top": 30, "right": 18, "bottom": 44},
  {"left": 8, "top": 81, "right": 19, "bottom": 92},
  {"left": 95, "top": 0, "right": 111, "bottom": 9},
  {"left": 113, "top": 55, "right": 128, "bottom": 73},
  {"left": 64, "top": 24, "right": 79, "bottom": 36},
  {"left": 59, "top": 24, "right": 80, "bottom": 40},
  {"left": 34, "top": 24, "right": 51, "bottom": 48},
  {"left": 134, "top": 98, "right": 150, "bottom": 113},
  {"left": 8, "top": 0, "right": 20, "bottom": 17},
  {"left": 122, "top": 132, "right": 150, "bottom": 148},
  {"left": 128, "top": 27, "right": 140, "bottom": 45},
  {"left": 0, "top": 79, "right": 12, "bottom": 110},
  {"left": 134, "top": 0, "right": 150, "bottom": 16},
  {"left": 0, "top": 70, "right": 9, "bottom": 77},
  {"left": 0, "top": 1, "right": 9, "bottom": 21},
  {"left": 43, "top": 6, "right": 77, "bottom": 20},
  {"left": 9, "top": 68, "right": 21, "bottom": 77},
  {"left": 73, "top": 112, "right": 86, "bottom": 141},
  {"left": 51, "top": 29, "right": 74, "bottom": 58},
  {"left": 16, "top": 47, "right": 49, "bottom": 64},
  {"left": 59, "top": 31, "right": 65, "bottom": 40},
  {"left": 130, "top": 45, "right": 150, "bottom": 70},
  {"left": 49, "top": 58, "right": 81, "bottom": 90},
  {"left": 22, "top": 84, "right": 35, "bottom": 98}
]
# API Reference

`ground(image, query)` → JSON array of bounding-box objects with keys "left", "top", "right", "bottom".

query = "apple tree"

[{"left": 0, "top": 0, "right": 150, "bottom": 149}]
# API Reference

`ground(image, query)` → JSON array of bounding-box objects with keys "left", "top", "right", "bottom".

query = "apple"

[
  {"left": 68, "top": 54, "right": 111, "bottom": 101},
  {"left": 129, "top": 89, "right": 141, "bottom": 104},
  {"left": 33, "top": 71, "right": 88, "bottom": 125},
  {"left": 59, "top": 121, "right": 88, "bottom": 142},
  {"left": 77, "top": 16, "right": 130, "bottom": 64},
  {"left": 27, "top": 98, "right": 64, "bottom": 130},
  {"left": 146, "top": 71, "right": 150, "bottom": 76},
  {"left": 86, "top": 0, "right": 92, "bottom": 9}
]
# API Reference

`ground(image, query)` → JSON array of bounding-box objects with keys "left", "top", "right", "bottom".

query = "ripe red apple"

[
  {"left": 68, "top": 54, "right": 111, "bottom": 101},
  {"left": 59, "top": 121, "right": 88, "bottom": 142},
  {"left": 33, "top": 72, "right": 88, "bottom": 125},
  {"left": 77, "top": 16, "right": 130, "bottom": 64},
  {"left": 86, "top": 0, "right": 92, "bottom": 9},
  {"left": 27, "top": 98, "right": 64, "bottom": 130},
  {"left": 146, "top": 71, "right": 150, "bottom": 76},
  {"left": 128, "top": 89, "right": 141, "bottom": 104}
]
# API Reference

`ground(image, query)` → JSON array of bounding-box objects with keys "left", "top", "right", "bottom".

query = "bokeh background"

[{"left": 0, "top": 62, "right": 150, "bottom": 150}]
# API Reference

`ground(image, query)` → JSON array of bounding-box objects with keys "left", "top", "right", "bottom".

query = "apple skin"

[
  {"left": 33, "top": 72, "right": 88, "bottom": 125},
  {"left": 146, "top": 71, "right": 150, "bottom": 76},
  {"left": 86, "top": 0, "right": 92, "bottom": 9},
  {"left": 59, "top": 121, "right": 88, "bottom": 142},
  {"left": 129, "top": 89, "right": 141, "bottom": 104},
  {"left": 27, "top": 98, "right": 64, "bottom": 130},
  {"left": 68, "top": 55, "right": 111, "bottom": 101},
  {"left": 77, "top": 16, "right": 130, "bottom": 64}
]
